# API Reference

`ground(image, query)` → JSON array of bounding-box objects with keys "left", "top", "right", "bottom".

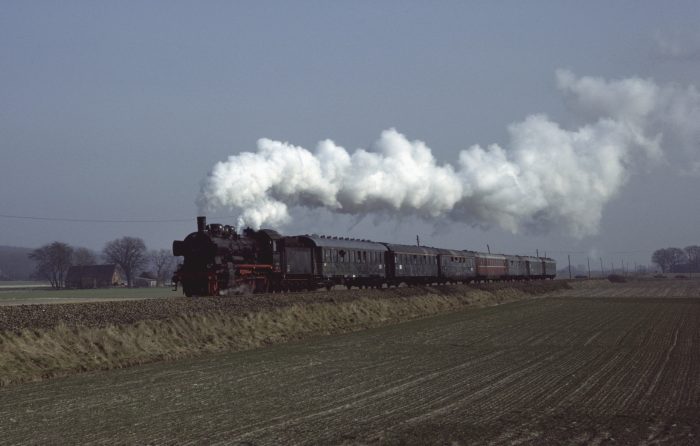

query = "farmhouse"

[{"left": 65, "top": 264, "right": 124, "bottom": 289}]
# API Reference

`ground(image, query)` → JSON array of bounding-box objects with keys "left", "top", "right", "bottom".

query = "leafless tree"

[
  {"left": 72, "top": 247, "right": 98, "bottom": 266},
  {"left": 684, "top": 245, "right": 700, "bottom": 272},
  {"left": 148, "top": 249, "right": 175, "bottom": 286},
  {"left": 29, "top": 242, "right": 74, "bottom": 289},
  {"left": 652, "top": 247, "right": 687, "bottom": 273},
  {"left": 103, "top": 237, "right": 147, "bottom": 287}
]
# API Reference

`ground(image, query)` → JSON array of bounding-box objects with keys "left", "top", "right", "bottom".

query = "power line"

[{"left": 0, "top": 213, "right": 231, "bottom": 224}]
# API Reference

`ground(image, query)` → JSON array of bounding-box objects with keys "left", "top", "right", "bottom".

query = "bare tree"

[
  {"left": 29, "top": 242, "right": 74, "bottom": 289},
  {"left": 148, "top": 249, "right": 175, "bottom": 287},
  {"left": 685, "top": 245, "right": 700, "bottom": 272},
  {"left": 72, "top": 247, "right": 98, "bottom": 266},
  {"left": 652, "top": 247, "right": 687, "bottom": 273},
  {"left": 103, "top": 237, "right": 147, "bottom": 287}
]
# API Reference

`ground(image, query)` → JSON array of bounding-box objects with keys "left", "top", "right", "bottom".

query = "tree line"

[
  {"left": 29, "top": 237, "right": 176, "bottom": 289},
  {"left": 651, "top": 246, "right": 700, "bottom": 273}
]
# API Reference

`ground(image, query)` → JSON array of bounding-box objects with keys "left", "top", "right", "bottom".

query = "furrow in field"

[{"left": 226, "top": 349, "right": 510, "bottom": 441}]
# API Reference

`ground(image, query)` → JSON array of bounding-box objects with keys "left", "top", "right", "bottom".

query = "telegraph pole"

[
  {"left": 587, "top": 257, "right": 591, "bottom": 279},
  {"left": 600, "top": 257, "right": 604, "bottom": 277},
  {"left": 568, "top": 254, "right": 572, "bottom": 279}
]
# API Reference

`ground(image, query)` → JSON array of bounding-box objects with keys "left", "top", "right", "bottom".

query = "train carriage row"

[
  {"left": 173, "top": 217, "right": 557, "bottom": 296},
  {"left": 292, "top": 236, "right": 555, "bottom": 290}
]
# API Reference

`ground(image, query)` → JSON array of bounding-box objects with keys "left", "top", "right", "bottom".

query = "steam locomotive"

[{"left": 172, "top": 216, "right": 556, "bottom": 296}]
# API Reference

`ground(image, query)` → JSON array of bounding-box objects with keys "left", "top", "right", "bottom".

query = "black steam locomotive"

[{"left": 172, "top": 216, "right": 556, "bottom": 296}]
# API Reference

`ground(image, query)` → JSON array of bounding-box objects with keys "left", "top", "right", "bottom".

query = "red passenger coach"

[{"left": 474, "top": 253, "right": 507, "bottom": 281}]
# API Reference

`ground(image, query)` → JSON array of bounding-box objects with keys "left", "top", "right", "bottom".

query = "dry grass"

[{"left": 0, "top": 283, "right": 567, "bottom": 387}]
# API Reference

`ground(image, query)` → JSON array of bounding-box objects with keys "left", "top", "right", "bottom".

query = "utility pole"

[
  {"left": 600, "top": 257, "right": 604, "bottom": 277},
  {"left": 416, "top": 235, "right": 420, "bottom": 246},
  {"left": 587, "top": 257, "right": 591, "bottom": 279},
  {"left": 536, "top": 249, "right": 539, "bottom": 258},
  {"left": 568, "top": 254, "right": 572, "bottom": 279},
  {"left": 487, "top": 244, "right": 490, "bottom": 254}
]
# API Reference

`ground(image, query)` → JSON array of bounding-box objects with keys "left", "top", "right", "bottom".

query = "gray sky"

[{"left": 1, "top": 1, "right": 699, "bottom": 270}]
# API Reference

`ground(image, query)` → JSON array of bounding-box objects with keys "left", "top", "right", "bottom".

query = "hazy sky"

[{"left": 2, "top": 1, "right": 699, "bottom": 270}]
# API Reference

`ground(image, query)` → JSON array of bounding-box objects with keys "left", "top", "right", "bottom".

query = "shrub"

[{"left": 607, "top": 274, "right": 627, "bottom": 283}]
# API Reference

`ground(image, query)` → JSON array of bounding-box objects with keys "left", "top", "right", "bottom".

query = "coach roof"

[
  {"left": 384, "top": 244, "right": 442, "bottom": 255},
  {"left": 298, "top": 235, "right": 388, "bottom": 251}
]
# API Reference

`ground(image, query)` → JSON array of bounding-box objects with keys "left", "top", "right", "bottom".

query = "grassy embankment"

[
  {"left": 0, "top": 281, "right": 570, "bottom": 386},
  {"left": 0, "top": 286, "right": 180, "bottom": 301}
]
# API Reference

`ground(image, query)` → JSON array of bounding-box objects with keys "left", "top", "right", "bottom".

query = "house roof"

[{"left": 65, "top": 264, "right": 119, "bottom": 283}]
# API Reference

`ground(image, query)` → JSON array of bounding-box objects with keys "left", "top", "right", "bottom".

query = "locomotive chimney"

[{"left": 197, "top": 216, "right": 207, "bottom": 233}]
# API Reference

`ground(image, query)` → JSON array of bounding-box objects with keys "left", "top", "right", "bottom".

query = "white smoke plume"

[{"left": 197, "top": 70, "right": 700, "bottom": 236}]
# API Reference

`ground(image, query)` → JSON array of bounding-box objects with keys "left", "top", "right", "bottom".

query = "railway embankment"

[{"left": 0, "top": 281, "right": 569, "bottom": 387}]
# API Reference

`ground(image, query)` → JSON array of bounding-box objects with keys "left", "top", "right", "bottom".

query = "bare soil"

[
  {"left": 0, "top": 281, "right": 566, "bottom": 387},
  {"left": 1, "top": 280, "right": 698, "bottom": 445}
]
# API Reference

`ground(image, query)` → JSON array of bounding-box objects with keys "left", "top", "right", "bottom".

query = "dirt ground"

[
  {"left": 0, "top": 282, "right": 564, "bottom": 387},
  {"left": 1, "top": 280, "right": 698, "bottom": 445}
]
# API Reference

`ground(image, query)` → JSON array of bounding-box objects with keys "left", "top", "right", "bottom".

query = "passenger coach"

[{"left": 281, "top": 235, "right": 388, "bottom": 290}]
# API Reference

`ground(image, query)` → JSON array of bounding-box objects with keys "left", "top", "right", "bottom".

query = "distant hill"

[{"left": 0, "top": 246, "right": 36, "bottom": 280}]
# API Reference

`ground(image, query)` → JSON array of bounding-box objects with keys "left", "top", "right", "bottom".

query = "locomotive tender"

[{"left": 172, "top": 216, "right": 556, "bottom": 297}]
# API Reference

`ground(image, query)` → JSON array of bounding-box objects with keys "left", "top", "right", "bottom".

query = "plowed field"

[{"left": 1, "top": 281, "right": 699, "bottom": 445}]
